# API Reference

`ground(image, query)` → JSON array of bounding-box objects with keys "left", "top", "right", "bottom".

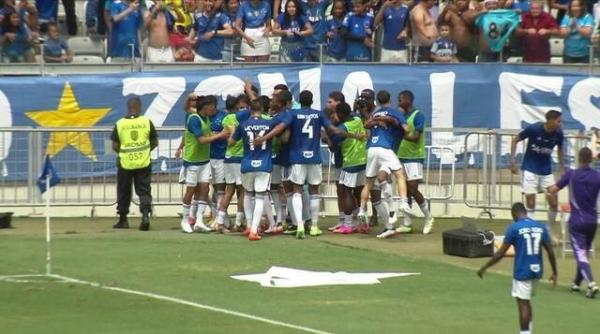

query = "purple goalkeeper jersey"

[{"left": 556, "top": 166, "right": 600, "bottom": 226}]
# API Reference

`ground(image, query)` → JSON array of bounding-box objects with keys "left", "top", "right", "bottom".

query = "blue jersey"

[
  {"left": 237, "top": 0, "right": 271, "bottom": 28},
  {"left": 519, "top": 122, "right": 563, "bottom": 175},
  {"left": 326, "top": 17, "right": 346, "bottom": 59},
  {"left": 271, "top": 110, "right": 293, "bottom": 166},
  {"left": 367, "top": 107, "right": 406, "bottom": 151},
  {"left": 233, "top": 116, "right": 274, "bottom": 173},
  {"left": 276, "top": 13, "right": 309, "bottom": 43},
  {"left": 475, "top": 9, "right": 521, "bottom": 52},
  {"left": 301, "top": 0, "right": 329, "bottom": 48},
  {"left": 287, "top": 108, "right": 332, "bottom": 164},
  {"left": 110, "top": 1, "right": 142, "bottom": 57},
  {"left": 342, "top": 12, "right": 374, "bottom": 61},
  {"left": 381, "top": 5, "right": 409, "bottom": 51},
  {"left": 36, "top": 0, "right": 58, "bottom": 22},
  {"left": 431, "top": 37, "right": 457, "bottom": 57},
  {"left": 560, "top": 14, "right": 594, "bottom": 57},
  {"left": 209, "top": 110, "right": 228, "bottom": 159},
  {"left": 504, "top": 218, "right": 550, "bottom": 281},
  {"left": 43, "top": 38, "right": 69, "bottom": 58},
  {"left": 194, "top": 11, "right": 231, "bottom": 60}
]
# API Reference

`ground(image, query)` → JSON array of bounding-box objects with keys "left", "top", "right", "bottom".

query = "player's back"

[
  {"left": 367, "top": 106, "right": 405, "bottom": 151},
  {"left": 288, "top": 107, "right": 331, "bottom": 164},
  {"left": 238, "top": 116, "right": 273, "bottom": 174},
  {"left": 504, "top": 217, "right": 550, "bottom": 281}
]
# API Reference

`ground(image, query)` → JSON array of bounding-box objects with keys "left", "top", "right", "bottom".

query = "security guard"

[{"left": 111, "top": 97, "right": 158, "bottom": 231}]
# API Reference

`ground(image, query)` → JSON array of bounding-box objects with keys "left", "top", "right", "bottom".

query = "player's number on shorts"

[
  {"left": 302, "top": 119, "right": 313, "bottom": 139},
  {"left": 247, "top": 130, "right": 267, "bottom": 151},
  {"left": 523, "top": 232, "right": 542, "bottom": 256}
]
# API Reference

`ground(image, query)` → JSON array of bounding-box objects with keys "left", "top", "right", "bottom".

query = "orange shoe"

[
  {"left": 243, "top": 227, "right": 252, "bottom": 236},
  {"left": 248, "top": 232, "right": 261, "bottom": 241}
]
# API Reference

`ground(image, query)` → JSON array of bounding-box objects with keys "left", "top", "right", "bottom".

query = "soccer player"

[
  {"left": 395, "top": 90, "right": 434, "bottom": 234},
  {"left": 331, "top": 102, "right": 367, "bottom": 234},
  {"left": 207, "top": 96, "right": 228, "bottom": 231},
  {"left": 548, "top": 147, "right": 600, "bottom": 298},
  {"left": 230, "top": 99, "right": 275, "bottom": 241},
  {"left": 179, "top": 95, "right": 230, "bottom": 234},
  {"left": 357, "top": 90, "right": 410, "bottom": 239},
  {"left": 510, "top": 109, "right": 564, "bottom": 241},
  {"left": 478, "top": 202, "right": 558, "bottom": 334}
]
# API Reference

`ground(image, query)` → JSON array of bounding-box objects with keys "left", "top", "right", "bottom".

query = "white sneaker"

[
  {"left": 180, "top": 219, "right": 194, "bottom": 233},
  {"left": 395, "top": 225, "right": 413, "bottom": 234},
  {"left": 376, "top": 229, "right": 397, "bottom": 239},
  {"left": 398, "top": 201, "right": 411, "bottom": 215},
  {"left": 193, "top": 220, "right": 212, "bottom": 233},
  {"left": 423, "top": 217, "right": 434, "bottom": 234}
]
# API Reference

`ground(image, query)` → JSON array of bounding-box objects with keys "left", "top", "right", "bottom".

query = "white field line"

[
  {"left": 0, "top": 274, "right": 48, "bottom": 283},
  {"left": 48, "top": 274, "right": 334, "bottom": 334}
]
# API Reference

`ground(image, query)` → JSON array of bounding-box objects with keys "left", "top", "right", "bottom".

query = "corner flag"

[{"left": 38, "top": 155, "right": 61, "bottom": 193}]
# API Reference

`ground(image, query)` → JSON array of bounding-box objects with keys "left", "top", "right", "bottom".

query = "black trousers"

[
  {"left": 117, "top": 165, "right": 152, "bottom": 216},
  {"left": 62, "top": 0, "right": 78, "bottom": 36}
]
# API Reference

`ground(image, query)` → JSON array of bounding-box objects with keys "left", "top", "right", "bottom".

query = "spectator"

[
  {"left": 189, "top": 0, "right": 233, "bottom": 62},
  {"left": 301, "top": 0, "right": 329, "bottom": 61},
  {"left": 474, "top": 0, "right": 521, "bottom": 62},
  {"left": 36, "top": 0, "right": 77, "bottom": 35},
  {"left": 110, "top": 0, "right": 143, "bottom": 62},
  {"left": 85, "top": 0, "right": 109, "bottom": 35},
  {"left": 43, "top": 21, "right": 73, "bottom": 63},
  {"left": 222, "top": 0, "right": 242, "bottom": 62},
  {"left": 516, "top": 0, "right": 557, "bottom": 63},
  {"left": 560, "top": 0, "right": 594, "bottom": 63},
  {"left": 235, "top": 0, "right": 271, "bottom": 62},
  {"left": 505, "top": 0, "right": 532, "bottom": 13},
  {"left": 430, "top": 23, "right": 458, "bottom": 62},
  {"left": 325, "top": 0, "right": 346, "bottom": 62},
  {"left": 438, "top": 0, "right": 479, "bottom": 62},
  {"left": 273, "top": 0, "right": 313, "bottom": 62},
  {"left": 410, "top": 0, "right": 438, "bottom": 62},
  {"left": 340, "top": 0, "right": 374, "bottom": 62},
  {"left": 0, "top": 8, "right": 34, "bottom": 63},
  {"left": 1, "top": 0, "right": 39, "bottom": 33},
  {"left": 144, "top": 0, "right": 175, "bottom": 63},
  {"left": 375, "top": 0, "right": 409, "bottom": 63},
  {"left": 550, "top": 0, "right": 570, "bottom": 26}
]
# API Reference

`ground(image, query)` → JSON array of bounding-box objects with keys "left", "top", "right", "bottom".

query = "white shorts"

[
  {"left": 146, "top": 46, "right": 175, "bottom": 63},
  {"left": 330, "top": 168, "right": 341, "bottom": 182},
  {"left": 366, "top": 147, "right": 403, "bottom": 178},
  {"left": 522, "top": 170, "right": 554, "bottom": 194},
  {"left": 511, "top": 279, "right": 537, "bottom": 300},
  {"left": 380, "top": 48, "right": 408, "bottom": 63},
  {"left": 240, "top": 27, "right": 271, "bottom": 57},
  {"left": 271, "top": 164, "right": 283, "bottom": 185},
  {"left": 281, "top": 166, "right": 291, "bottom": 182},
  {"left": 179, "top": 164, "right": 211, "bottom": 186},
  {"left": 339, "top": 170, "right": 366, "bottom": 188},
  {"left": 289, "top": 164, "right": 323, "bottom": 186},
  {"left": 224, "top": 162, "right": 242, "bottom": 185},
  {"left": 402, "top": 162, "right": 424, "bottom": 181},
  {"left": 242, "top": 172, "right": 271, "bottom": 193},
  {"left": 210, "top": 159, "right": 225, "bottom": 184}
]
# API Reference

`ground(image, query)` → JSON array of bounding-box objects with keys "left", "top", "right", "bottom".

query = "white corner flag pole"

[{"left": 45, "top": 174, "right": 52, "bottom": 276}]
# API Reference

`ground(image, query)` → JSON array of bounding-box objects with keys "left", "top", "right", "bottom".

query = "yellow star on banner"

[{"left": 25, "top": 82, "right": 111, "bottom": 161}]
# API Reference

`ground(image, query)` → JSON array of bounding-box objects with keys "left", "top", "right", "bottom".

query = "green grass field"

[{"left": 1, "top": 217, "right": 598, "bottom": 334}]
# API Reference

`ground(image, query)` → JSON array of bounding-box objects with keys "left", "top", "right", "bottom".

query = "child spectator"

[
  {"left": 341, "top": 0, "right": 374, "bottom": 62},
  {"left": 301, "top": 0, "right": 329, "bottom": 61},
  {"left": 43, "top": 21, "right": 73, "bottom": 63},
  {"left": 0, "top": 8, "right": 34, "bottom": 63},
  {"left": 325, "top": 0, "right": 347, "bottom": 62},
  {"left": 273, "top": 0, "right": 313, "bottom": 62},
  {"left": 431, "top": 23, "right": 458, "bottom": 62}
]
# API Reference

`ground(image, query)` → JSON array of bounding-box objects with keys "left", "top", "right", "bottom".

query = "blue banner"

[{"left": 0, "top": 64, "right": 599, "bottom": 180}]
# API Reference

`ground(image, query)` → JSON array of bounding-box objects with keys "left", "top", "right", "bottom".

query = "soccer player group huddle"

[{"left": 176, "top": 83, "right": 433, "bottom": 241}]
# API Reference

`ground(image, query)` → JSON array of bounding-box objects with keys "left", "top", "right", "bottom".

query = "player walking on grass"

[
  {"left": 395, "top": 90, "right": 434, "bottom": 235},
  {"left": 478, "top": 202, "right": 558, "bottom": 334},
  {"left": 180, "top": 95, "right": 230, "bottom": 234},
  {"left": 230, "top": 99, "right": 275, "bottom": 241},
  {"left": 548, "top": 147, "right": 600, "bottom": 299},
  {"left": 510, "top": 109, "right": 564, "bottom": 242}
]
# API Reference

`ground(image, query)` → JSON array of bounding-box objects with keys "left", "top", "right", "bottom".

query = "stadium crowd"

[{"left": 1, "top": 0, "right": 600, "bottom": 63}]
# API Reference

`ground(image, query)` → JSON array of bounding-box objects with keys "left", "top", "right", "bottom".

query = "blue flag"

[{"left": 38, "top": 155, "right": 61, "bottom": 193}]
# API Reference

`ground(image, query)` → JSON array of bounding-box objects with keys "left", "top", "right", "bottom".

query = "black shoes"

[
  {"left": 139, "top": 215, "right": 150, "bottom": 231},
  {"left": 113, "top": 215, "right": 129, "bottom": 229}
]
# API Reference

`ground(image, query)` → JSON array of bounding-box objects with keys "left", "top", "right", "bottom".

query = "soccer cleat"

[
  {"left": 395, "top": 225, "right": 413, "bottom": 234},
  {"left": 296, "top": 228, "right": 305, "bottom": 239},
  {"left": 214, "top": 224, "right": 230, "bottom": 234},
  {"left": 398, "top": 201, "right": 411, "bottom": 215},
  {"left": 231, "top": 224, "right": 244, "bottom": 233},
  {"left": 422, "top": 217, "right": 434, "bottom": 235},
  {"left": 328, "top": 223, "right": 343, "bottom": 232},
  {"left": 248, "top": 232, "right": 262, "bottom": 241},
  {"left": 264, "top": 226, "right": 284, "bottom": 234},
  {"left": 180, "top": 218, "right": 194, "bottom": 233},
  {"left": 193, "top": 221, "right": 212, "bottom": 233},
  {"left": 139, "top": 216, "right": 150, "bottom": 231},
  {"left": 376, "top": 228, "right": 397, "bottom": 239},
  {"left": 243, "top": 227, "right": 252, "bottom": 236},
  {"left": 333, "top": 225, "right": 354, "bottom": 234},
  {"left": 310, "top": 226, "right": 323, "bottom": 236},
  {"left": 113, "top": 216, "right": 129, "bottom": 229},
  {"left": 571, "top": 284, "right": 581, "bottom": 292},
  {"left": 283, "top": 224, "right": 298, "bottom": 235},
  {"left": 586, "top": 285, "right": 599, "bottom": 299}
]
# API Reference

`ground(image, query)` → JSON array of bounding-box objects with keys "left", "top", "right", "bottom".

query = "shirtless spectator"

[
  {"left": 410, "top": 0, "right": 438, "bottom": 62},
  {"left": 438, "top": 0, "right": 479, "bottom": 62},
  {"left": 144, "top": 0, "right": 175, "bottom": 62},
  {"left": 516, "top": 0, "right": 557, "bottom": 63}
]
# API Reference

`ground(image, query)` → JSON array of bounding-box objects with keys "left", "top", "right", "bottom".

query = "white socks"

[
  {"left": 344, "top": 214, "right": 354, "bottom": 227},
  {"left": 263, "top": 193, "right": 276, "bottom": 228},
  {"left": 419, "top": 202, "right": 431, "bottom": 219},
  {"left": 286, "top": 193, "right": 296, "bottom": 226},
  {"left": 374, "top": 201, "right": 391, "bottom": 229},
  {"left": 251, "top": 194, "right": 265, "bottom": 234},
  {"left": 403, "top": 213, "right": 412, "bottom": 227},
  {"left": 182, "top": 203, "right": 191, "bottom": 220},
  {"left": 190, "top": 200, "right": 199, "bottom": 219},
  {"left": 235, "top": 211, "right": 244, "bottom": 226},
  {"left": 292, "top": 193, "right": 304, "bottom": 230},
  {"left": 381, "top": 181, "right": 395, "bottom": 216},
  {"left": 195, "top": 201, "right": 207, "bottom": 225},
  {"left": 271, "top": 190, "right": 283, "bottom": 223},
  {"left": 526, "top": 207, "right": 535, "bottom": 219},
  {"left": 310, "top": 195, "right": 320, "bottom": 228},
  {"left": 244, "top": 193, "right": 254, "bottom": 226}
]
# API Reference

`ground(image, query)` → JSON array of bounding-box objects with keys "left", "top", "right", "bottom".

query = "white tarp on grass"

[{"left": 231, "top": 266, "right": 420, "bottom": 288}]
